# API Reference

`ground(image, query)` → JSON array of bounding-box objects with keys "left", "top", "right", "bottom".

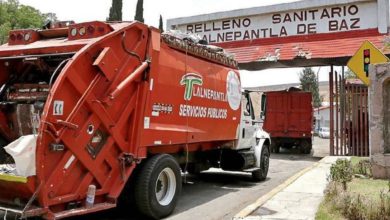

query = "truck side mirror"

[{"left": 244, "top": 110, "right": 250, "bottom": 117}]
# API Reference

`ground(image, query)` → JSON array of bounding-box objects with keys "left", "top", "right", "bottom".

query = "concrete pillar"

[
  {"left": 377, "top": 0, "right": 389, "bottom": 34},
  {"left": 385, "top": 80, "right": 390, "bottom": 153},
  {"left": 369, "top": 63, "right": 390, "bottom": 179}
]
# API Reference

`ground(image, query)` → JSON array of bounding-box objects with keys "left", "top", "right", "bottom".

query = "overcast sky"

[
  {"left": 19, "top": 0, "right": 301, "bottom": 26},
  {"left": 18, "top": 0, "right": 332, "bottom": 87}
]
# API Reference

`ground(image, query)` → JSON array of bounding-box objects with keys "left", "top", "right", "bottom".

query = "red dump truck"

[
  {"left": 0, "top": 21, "right": 270, "bottom": 219},
  {"left": 261, "top": 88, "right": 313, "bottom": 154}
]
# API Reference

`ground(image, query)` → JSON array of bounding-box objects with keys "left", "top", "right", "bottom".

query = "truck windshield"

[{"left": 242, "top": 93, "right": 255, "bottom": 120}]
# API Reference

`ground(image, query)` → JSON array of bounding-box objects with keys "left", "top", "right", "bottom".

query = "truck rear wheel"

[
  {"left": 134, "top": 154, "right": 182, "bottom": 219},
  {"left": 299, "top": 140, "right": 312, "bottom": 154},
  {"left": 271, "top": 140, "right": 279, "bottom": 153},
  {"left": 252, "top": 145, "right": 270, "bottom": 181}
]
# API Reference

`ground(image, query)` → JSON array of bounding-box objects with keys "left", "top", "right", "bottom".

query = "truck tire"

[
  {"left": 252, "top": 145, "right": 270, "bottom": 181},
  {"left": 134, "top": 154, "right": 182, "bottom": 219},
  {"left": 0, "top": 138, "right": 11, "bottom": 164},
  {"left": 300, "top": 140, "right": 312, "bottom": 154},
  {"left": 0, "top": 148, "right": 6, "bottom": 164},
  {"left": 270, "top": 140, "right": 279, "bottom": 153},
  {"left": 186, "top": 163, "right": 204, "bottom": 175}
]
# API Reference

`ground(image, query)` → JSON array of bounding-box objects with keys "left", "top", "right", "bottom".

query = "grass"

[
  {"left": 349, "top": 178, "right": 389, "bottom": 200},
  {"left": 316, "top": 176, "right": 389, "bottom": 220},
  {"left": 351, "top": 156, "right": 372, "bottom": 177},
  {"left": 316, "top": 199, "right": 346, "bottom": 220},
  {"left": 350, "top": 156, "right": 368, "bottom": 167}
]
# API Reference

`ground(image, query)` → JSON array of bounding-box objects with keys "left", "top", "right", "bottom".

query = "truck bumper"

[{"left": 0, "top": 204, "right": 46, "bottom": 219}]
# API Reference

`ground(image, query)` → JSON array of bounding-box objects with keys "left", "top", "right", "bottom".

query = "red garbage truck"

[
  {"left": 0, "top": 21, "right": 270, "bottom": 219},
  {"left": 261, "top": 88, "right": 313, "bottom": 154}
]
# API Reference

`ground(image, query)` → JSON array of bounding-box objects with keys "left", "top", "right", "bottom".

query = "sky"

[{"left": 18, "top": 0, "right": 332, "bottom": 88}]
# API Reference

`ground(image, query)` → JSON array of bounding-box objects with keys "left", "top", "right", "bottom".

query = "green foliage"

[
  {"left": 316, "top": 186, "right": 346, "bottom": 220},
  {"left": 353, "top": 159, "right": 372, "bottom": 177},
  {"left": 378, "top": 191, "right": 390, "bottom": 217},
  {"left": 344, "top": 194, "right": 366, "bottom": 220},
  {"left": 43, "top": 12, "right": 58, "bottom": 23},
  {"left": 108, "top": 0, "right": 122, "bottom": 21},
  {"left": 388, "top": 180, "right": 390, "bottom": 193},
  {"left": 0, "top": 23, "right": 11, "bottom": 45},
  {"left": 0, "top": 0, "right": 52, "bottom": 44},
  {"left": 318, "top": 178, "right": 390, "bottom": 220},
  {"left": 299, "top": 67, "right": 322, "bottom": 108},
  {"left": 329, "top": 159, "right": 353, "bottom": 190},
  {"left": 319, "top": 158, "right": 390, "bottom": 220},
  {"left": 159, "top": 15, "right": 164, "bottom": 33},
  {"left": 350, "top": 157, "right": 372, "bottom": 178},
  {"left": 134, "top": 0, "right": 144, "bottom": 23},
  {"left": 341, "top": 191, "right": 390, "bottom": 220}
]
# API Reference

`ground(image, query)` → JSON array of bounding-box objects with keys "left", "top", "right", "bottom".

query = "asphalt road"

[
  {"left": 1, "top": 138, "right": 327, "bottom": 220},
  {"left": 69, "top": 152, "right": 320, "bottom": 220}
]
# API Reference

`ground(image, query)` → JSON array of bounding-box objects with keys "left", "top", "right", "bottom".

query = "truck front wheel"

[
  {"left": 252, "top": 144, "right": 270, "bottom": 181},
  {"left": 134, "top": 154, "right": 182, "bottom": 219}
]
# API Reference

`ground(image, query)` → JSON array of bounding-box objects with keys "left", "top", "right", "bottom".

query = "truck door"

[{"left": 237, "top": 92, "right": 256, "bottom": 149}]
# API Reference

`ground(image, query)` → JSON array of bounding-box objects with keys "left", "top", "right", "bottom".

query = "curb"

[{"left": 233, "top": 159, "right": 324, "bottom": 219}]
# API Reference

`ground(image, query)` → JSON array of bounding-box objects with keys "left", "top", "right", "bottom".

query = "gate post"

[
  {"left": 329, "top": 66, "right": 334, "bottom": 156},
  {"left": 370, "top": 63, "right": 390, "bottom": 179}
]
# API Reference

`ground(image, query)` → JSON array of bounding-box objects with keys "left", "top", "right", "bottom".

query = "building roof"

[
  {"left": 244, "top": 81, "right": 329, "bottom": 92},
  {"left": 218, "top": 29, "right": 390, "bottom": 70}
]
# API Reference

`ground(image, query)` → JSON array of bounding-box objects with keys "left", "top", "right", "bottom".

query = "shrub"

[
  {"left": 377, "top": 191, "right": 390, "bottom": 219},
  {"left": 323, "top": 181, "right": 390, "bottom": 220},
  {"left": 345, "top": 195, "right": 365, "bottom": 220},
  {"left": 330, "top": 159, "right": 353, "bottom": 190},
  {"left": 388, "top": 180, "right": 390, "bottom": 193},
  {"left": 353, "top": 159, "right": 372, "bottom": 177}
]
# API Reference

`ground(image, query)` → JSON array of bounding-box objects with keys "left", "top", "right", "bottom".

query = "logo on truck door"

[
  {"left": 179, "top": 72, "right": 228, "bottom": 119},
  {"left": 226, "top": 71, "right": 241, "bottom": 111},
  {"left": 178, "top": 71, "right": 240, "bottom": 120},
  {"left": 180, "top": 73, "right": 227, "bottom": 102},
  {"left": 180, "top": 73, "right": 203, "bottom": 100}
]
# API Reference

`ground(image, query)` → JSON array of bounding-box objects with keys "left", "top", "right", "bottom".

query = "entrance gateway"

[{"left": 167, "top": 0, "right": 390, "bottom": 156}]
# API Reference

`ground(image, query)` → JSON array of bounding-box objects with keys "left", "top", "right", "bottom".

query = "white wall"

[{"left": 314, "top": 107, "right": 341, "bottom": 132}]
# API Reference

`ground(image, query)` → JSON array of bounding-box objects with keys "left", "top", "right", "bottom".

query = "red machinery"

[
  {"left": 0, "top": 21, "right": 270, "bottom": 219},
  {"left": 261, "top": 88, "right": 313, "bottom": 154}
]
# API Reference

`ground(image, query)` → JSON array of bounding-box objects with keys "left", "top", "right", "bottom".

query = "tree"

[
  {"left": 134, "top": 0, "right": 144, "bottom": 23},
  {"left": 159, "top": 15, "right": 164, "bottom": 32},
  {"left": 299, "top": 67, "right": 322, "bottom": 108},
  {"left": 345, "top": 68, "right": 357, "bottom": 79},
  {"left": 108, "top": 0, "right": 122, "bottom": 21},
  {"left": 0, "top": 0, "right": 53, "bottom": 44},
  {"left": 43, "top": 12, "right": 58, "bottom": 23}
]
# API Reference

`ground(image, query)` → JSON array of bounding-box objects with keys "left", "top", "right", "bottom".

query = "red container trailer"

[
  {"left": 0, "top": 21, "right": 270, "bottom": 219},
  {"left": 261, "top": 88, "right": 313, "bottom": 154}
]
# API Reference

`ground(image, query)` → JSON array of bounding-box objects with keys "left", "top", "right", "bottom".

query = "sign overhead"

[
  {"left": 168, "top": 0, "right": 382, "bottom": 43},
  {"left": 347, "top": 40, "right": 389, "bottom": 85}
]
